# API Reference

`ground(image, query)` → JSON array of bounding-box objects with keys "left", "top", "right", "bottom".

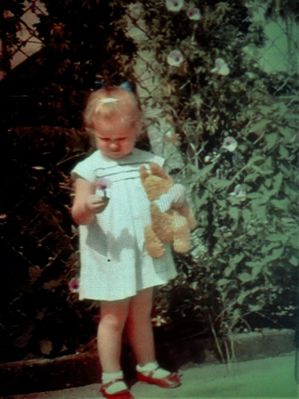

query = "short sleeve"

[{"left": 71, "top": 158, "right": 94, "bottom": 182}]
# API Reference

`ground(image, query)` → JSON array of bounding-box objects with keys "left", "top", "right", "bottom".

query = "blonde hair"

[{"left": 83, "top": 87, "right": 142, "bottom": 135}]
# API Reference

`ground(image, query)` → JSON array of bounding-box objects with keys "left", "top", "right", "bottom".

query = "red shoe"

[
  {"left": 99, "top": 378, "right": 134, "bottom": 399},
  {"left": 136, "top": 370, "right": 181, "bottom": 388}
]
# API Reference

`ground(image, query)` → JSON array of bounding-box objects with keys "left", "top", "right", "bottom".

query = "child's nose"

[{"left": 109, "top": 142, "right": 119, "bottom": 151}]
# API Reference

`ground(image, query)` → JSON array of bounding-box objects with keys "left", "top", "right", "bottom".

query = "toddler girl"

[{"left": 71, "top": 86, "right": 184, "bottom": 399}]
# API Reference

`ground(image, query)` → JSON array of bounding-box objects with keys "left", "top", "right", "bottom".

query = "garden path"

[{"left": 4, "top": 352, "right": 296, "bottom": 399}]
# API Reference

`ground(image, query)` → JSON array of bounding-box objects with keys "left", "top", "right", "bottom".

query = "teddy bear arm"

[{"left": 180, "top": 205, "right": 197, "bottom": 230}]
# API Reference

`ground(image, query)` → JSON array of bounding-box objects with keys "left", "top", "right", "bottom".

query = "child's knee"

[{"left": 100, "top": 313, "right": 126, "bottom": 333}]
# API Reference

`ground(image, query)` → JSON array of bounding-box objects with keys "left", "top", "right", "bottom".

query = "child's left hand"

[{"left": 86, "top": 194, "right": 109, "bottom": 214}]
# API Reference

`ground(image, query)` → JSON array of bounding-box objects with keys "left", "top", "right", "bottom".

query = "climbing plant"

[{"left": 128, "top": 0, "right": 299, "bottom": 360}]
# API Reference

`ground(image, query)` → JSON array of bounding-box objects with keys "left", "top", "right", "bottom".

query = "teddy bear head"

[{"left": 140, "top": 163, "right": 173, "bottom": 201}]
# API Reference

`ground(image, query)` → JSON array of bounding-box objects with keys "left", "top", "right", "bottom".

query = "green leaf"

[
  {"left": 289, "top": 237, "right": 299, "bottom": 250},
  {"left": 244, "top": 172, "right": 259, "bottom": 183},
  {"left": 229, "top": 207, "right": 240, "bottom": 220},
  {"left": 272, "top": 173, "right": 283, "bottom": 192},
  {"left": 267, "top": 233, "right": 288, "bottom": 244},
  {"left": 239, "top": 272, "right": 253, "bottom": 283},
  {"left": 196, "top": 164, "right": 215, "bottom": 182},
  {"left": 284, "top": 183, "right": 299, "bottom": 201},
  {"left": 264, "top": 247, "right": 284, "bottom": 263},
  {"left": 232, "top": 253, "right": 245, "bottom": 264},
  {"left": 279, "top": 126, "right": 295, "bottom": 141},
  {"left": 249, "top": 119, "right": 269, "bottom": 132},
  {"left": 260, "top": 158, "right": 273, "bottom": 174},
  {"left": 208, "top": 178, "right": 231, "bottom": 190},
  {"left": 242, "top": 208, "right": 252, "bottom": 222},
  {"left": 280, "top": 164, "right": 292, "bottom": 175},
  {"left": 279, "top": 145, "right": 290, "bottom": 159},
  {"left": 228, "top": 308, "right": 241, "bottom": 323},
  {"left": 264, "top": 178, "right": 272, "bottom": 188},
  {"left": 217, "top": 278, "right": 230, "bottom": 287},
  {"left": 250, "top": 193, "right": 269, "bottom": 206},
  {"left": 194, "top": 191, "right": 209, "bottom": 208},
  {"left": 236, "top": 290, "right": 254, "bottom": 305},
  {"left": 249, "top": 304, "right": 263, "bottom": 312},
  {"left": 246, "top": 260, "right": 265, "bottom": 277},
  {"left": 270, "top": 198, "right": 289, "bottom": 210},
  {"left": 290, "top": 256, "right": 299, "bottom": 266},
  {"left": 249, "top": 154, "right": 265, "bottom": 165},
  {"left": 265, "top": 132, "right": 279, "bottom": 150},
  {"left": 261, "top": 242, "right": 281, "bottom": 255},
  {"left": 224, "top": 263, "right": 235, "bottom": 277},
  {"left": 254, "top": 205, "right": 267, "bottom": 221}
]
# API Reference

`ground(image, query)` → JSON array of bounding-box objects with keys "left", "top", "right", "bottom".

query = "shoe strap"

[
  {"left": 144, "top": 367, "right": 174, "bottom": 378},
  {"left": 102, "top": 377, "right": 125, "bottom": 389}
]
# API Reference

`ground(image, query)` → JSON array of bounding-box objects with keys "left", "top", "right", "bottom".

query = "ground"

[{"left": 4, "top": 352, "right": 296, "bottom": 399}]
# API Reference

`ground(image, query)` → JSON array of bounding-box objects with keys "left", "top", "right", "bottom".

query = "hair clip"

[
  {"left": 100, "top": 97, "right": 118, "bottom": 104},
  {"left": 95, "top": 97, "right": 118, "bottom": 113},
  {"left": 119, "top": 81, "right": 134, "bottom": 92}
]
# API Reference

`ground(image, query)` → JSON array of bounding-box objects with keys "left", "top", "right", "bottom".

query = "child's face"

[{"left": 93, "top": 117, "right": 138, "bottom": 159}]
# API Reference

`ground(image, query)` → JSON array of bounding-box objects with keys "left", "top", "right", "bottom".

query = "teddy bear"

[{"left": 140, "top": 162, "right": 197, "bottom": 258}]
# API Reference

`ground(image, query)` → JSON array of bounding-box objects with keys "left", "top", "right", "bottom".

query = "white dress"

[{"left": 71, "top": 148, "right": 177, "bottom": 301}]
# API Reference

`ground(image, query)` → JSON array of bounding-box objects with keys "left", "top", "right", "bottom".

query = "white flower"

[
  {"left": 164, "top": 130, "right": 180, "bottom": 145},
  {"left": 229, "top": 184, "right": 246, "bottom": 200},
  {"left": 167, "top": 49, "right": 184, "bottom": 67},
  {"left": 152, "top": 315, "right": 168, "bottom": 327},
  {"left": 222, "top": 136, "right": 237, "bottom": 152},
  {"left": 211, "top": 58, "right": 230, "bottom": 76},
  {"left": 187, "top": 5, "right": 201, "bottom": 21},
  {"left": 166, "top": 0, "right": 184, "bottom": 12}
]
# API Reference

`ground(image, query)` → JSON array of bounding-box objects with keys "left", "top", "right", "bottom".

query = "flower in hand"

[{"left": 95, "top": 177, "right": 111, "bottom": 199}]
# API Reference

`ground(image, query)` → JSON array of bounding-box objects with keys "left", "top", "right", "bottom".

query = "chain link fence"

[
  {"left": 254, "top": 3, "right": 299, "bottom": 126},
  {"left": 11, "top": 0, "right": 46, "bottom": 68},
  {"left": 0, "top": 0, "right": 46, "bottom": 74}
]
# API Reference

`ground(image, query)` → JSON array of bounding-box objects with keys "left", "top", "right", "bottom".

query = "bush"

[
  {"left": 136, "top": 0, "right": 299, "bottom": 360},
  {"left": 0, "top": 126, "right": 98, "bottom": 362}
]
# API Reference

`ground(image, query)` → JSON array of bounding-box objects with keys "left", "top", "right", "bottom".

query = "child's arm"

[{"left": 71, "top": 178, "right": 108, "bottom": 225}]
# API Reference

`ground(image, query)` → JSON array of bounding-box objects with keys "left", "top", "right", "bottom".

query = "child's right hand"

[{"left": 86, "top": 194, "right": 109, "bottom": 214}]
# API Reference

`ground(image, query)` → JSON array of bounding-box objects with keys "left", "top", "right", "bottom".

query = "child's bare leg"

[
  {"left": 126, "top": 287, "right": 155, "bottom": 365},
  {"left": 98, "top": 298, "right": 130, "bottom": 372},
  {"left": 127, "top": 287, "right": 181, "bottom": 388}
]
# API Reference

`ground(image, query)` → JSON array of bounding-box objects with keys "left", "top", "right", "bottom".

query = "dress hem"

[{"left": 78, "top": 275, "right": 177, "bottom": 302}]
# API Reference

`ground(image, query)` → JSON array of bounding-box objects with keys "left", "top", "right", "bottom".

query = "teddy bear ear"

[
  {"left": 150, "top": 163, "right": 170, "bottom": 180},
  {"left": 140, "top": 165, "right": 149, "bottom": 181}
]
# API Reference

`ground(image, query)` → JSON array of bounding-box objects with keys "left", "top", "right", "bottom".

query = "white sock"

[
  {"left": 136, "top": 361, "right": 170, "bottom": 378},
  {"left": 102, "top": 371, "right": 127, "bottom": 394}
]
